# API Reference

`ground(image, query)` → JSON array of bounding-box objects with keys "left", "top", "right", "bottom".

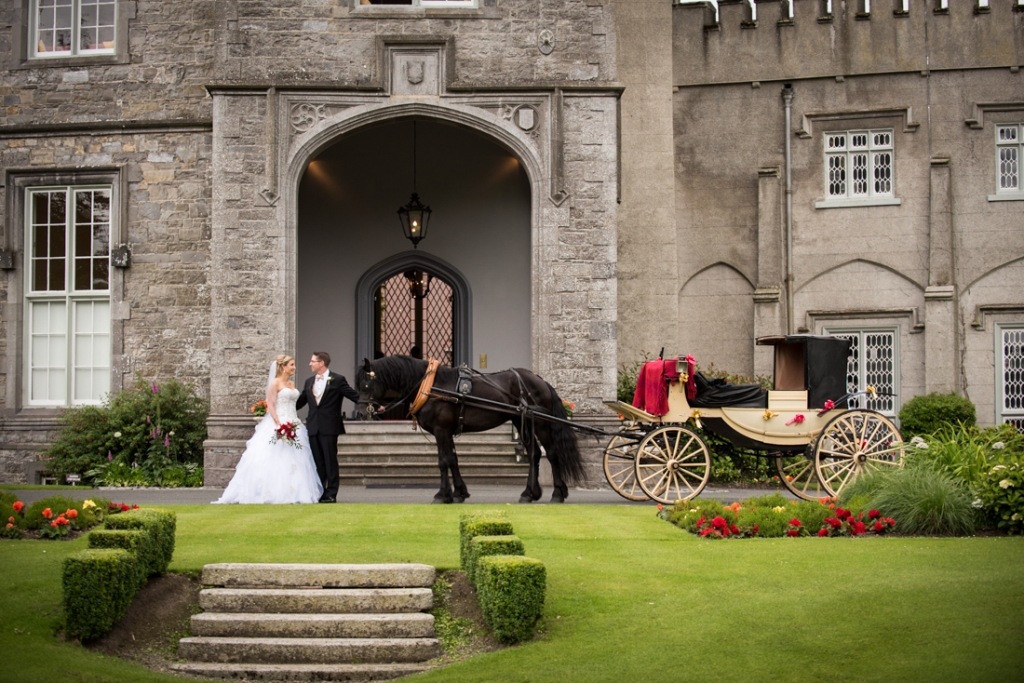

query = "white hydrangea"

[
  {"left": 971, "top": 498, "right": 983, "bottom": 509},
  {"left": 999, "top": 479, "right": 1014, "bottom": 489},
  {"left": 916, "top": 441, "right": 930, "bottom": 450},
  {"left": 991, "top": 442, "right": 1005, "bottom": 450},
  {"left": 992, "top": 465, "right": 1007, "bottom": 472},
  {"left": 910, "top": 436, "right": 926, "bottom": 445}
]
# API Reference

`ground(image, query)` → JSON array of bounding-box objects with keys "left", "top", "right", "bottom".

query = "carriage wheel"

[
  {"left": 634, "top": 426, "right": 711, "bottom": 504},
  {"left": 603, "top": 433, "right": 648, "bottom": 502},
  {"left": 775, "top": 452, "right": 829, "bottom": 501},
  {"left": 813, "top": 410, "right": 905, "bottom": 498}
]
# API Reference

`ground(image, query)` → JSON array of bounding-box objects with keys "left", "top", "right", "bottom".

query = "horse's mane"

[{"left": 366, "top": 355, "right": 458, "bottom": 392}]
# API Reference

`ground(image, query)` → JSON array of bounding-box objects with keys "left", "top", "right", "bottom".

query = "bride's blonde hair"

[{"left": 275, "top": 354, "right": 294, "bottom": 377}]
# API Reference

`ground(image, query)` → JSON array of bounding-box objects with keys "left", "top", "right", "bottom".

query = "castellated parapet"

[{"left": 675, "top": 0, "right": 1024, "bottom": 85}]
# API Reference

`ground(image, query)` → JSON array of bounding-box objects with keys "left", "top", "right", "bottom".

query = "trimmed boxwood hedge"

[
  {"left": 458, "top": 512, "right": 513, "bottom": 571},
  {"left": 88, "top": 529, "right": 153, "bottom": 590},
  {"left": 62, "top": 549, "right": 137, "bottom": 641},
  {"left": 103, "top": 508, "right": 176, "bottom": 575},
  {"left": 466, "top": 534, "right": 525, "bottom": 585},
  {"left": 476, "top": 555, "right": 546, "bottom": 644}
]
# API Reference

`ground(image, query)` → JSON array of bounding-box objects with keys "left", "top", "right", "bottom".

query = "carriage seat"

[{"left": 690, "top": 372, "right": 768, "bottom": 409}]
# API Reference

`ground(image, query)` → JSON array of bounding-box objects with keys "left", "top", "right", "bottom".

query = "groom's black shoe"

[{"left": 318, "top": 497, "right": 336, "bottom": 503}]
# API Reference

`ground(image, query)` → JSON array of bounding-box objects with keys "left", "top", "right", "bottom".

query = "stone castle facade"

[{"left": 0, "top": 0, "right": 1021, "bottom": 482}]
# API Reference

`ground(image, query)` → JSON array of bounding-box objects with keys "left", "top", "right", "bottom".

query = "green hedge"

[
  {"left": 103, "top": 508, "right": 176, "bottom": 575},
  {"left": 899, "top": 392, "right": 977, "bottom": 437},
  {"left": 62, "top": 549, "right": 137, "bottom": 641},
  {"left": 476, "top": 555, "right": 546, "bottom": 644},
  {"left": 88, "top": 529, "right": 153, "bottom": 590},
  {"left": 466, "top": 534, "right": 524, "bottom": 585},
  {"left": 458, "top": 512, "right": 512, "bottom": 571}
]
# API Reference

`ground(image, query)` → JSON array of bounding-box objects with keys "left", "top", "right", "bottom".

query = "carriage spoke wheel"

[
  {"left": 603, "top": 433, "right": 649, "bottom": 501},
  {"left": 813, "top": 410, "right": 905, "bottom": 498},
  {"left": 775, "top": 452, "right": 829, "bottom": 501},
  {"left": 634, "top": 426, "right": 711, "bottom": 504}
]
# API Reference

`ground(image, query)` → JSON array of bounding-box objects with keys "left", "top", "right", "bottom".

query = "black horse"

[{"left": 355, "top": 355, "right": 586, "bottom": 504}]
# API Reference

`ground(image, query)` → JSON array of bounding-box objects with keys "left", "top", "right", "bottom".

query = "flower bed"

[
  {"left": 659, "top": 492, "right": 897, "bottom": 539},
  {"left": 0, "top": 492, "right": 137, "bottom": 541}
]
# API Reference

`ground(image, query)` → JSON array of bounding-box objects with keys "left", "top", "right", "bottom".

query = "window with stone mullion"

[
  {"left": 25, "top": 187, "right": 111, "bottom": 406},
  {"left": 825, "top": 129, "right": 894, "bottom": 201},
  {"left": 997, "top": 124, "right": 1021, "bottom": 193}
]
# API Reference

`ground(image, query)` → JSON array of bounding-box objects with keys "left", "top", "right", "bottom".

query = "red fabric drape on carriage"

[{"left": 631, "top": 357, "right": 698, "bottom": 417}]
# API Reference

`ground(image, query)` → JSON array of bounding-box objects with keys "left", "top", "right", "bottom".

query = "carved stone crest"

[
  {"left": 538, "top": 29, "right": 554, "bottom": 55},
  {"left": 406, "top": 61, "right": 425, "bottom": 85},
  {"left": 290, "top": 103, "right": 326, "bottom": 134}
]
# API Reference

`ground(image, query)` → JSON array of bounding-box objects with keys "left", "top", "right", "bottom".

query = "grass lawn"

[{"left": 3, "top": 503, "right": 1023, "bottom": 683}]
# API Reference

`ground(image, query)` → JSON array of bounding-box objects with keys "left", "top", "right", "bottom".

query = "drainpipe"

[{"left": 782, "top": 83, "right": 795, "bottom": 335}]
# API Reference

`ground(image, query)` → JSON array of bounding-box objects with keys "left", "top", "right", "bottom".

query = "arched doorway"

[
  {"left": 296, "top": 117, "right": 530, "bottom": 380},
  {"left": 355, "top": 251, "right": 472, "bottom": 367}
]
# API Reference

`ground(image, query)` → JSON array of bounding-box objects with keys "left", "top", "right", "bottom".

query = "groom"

[{"left": 296, "top": 351, "right": 361, "bottom": 503}]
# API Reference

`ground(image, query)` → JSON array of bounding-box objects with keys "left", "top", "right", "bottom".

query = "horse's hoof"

[
  {"left": 453, "top": 496, "right": 466, "bottom": 504},
  {"left": 550, "top": 495, "right": 565, "bottom": 504},
  {"left": 518, "top": 495, "right": 533, "bottom": 504},
  {"left": 432, "top": 497, "right": 451, "bottom": 504}
]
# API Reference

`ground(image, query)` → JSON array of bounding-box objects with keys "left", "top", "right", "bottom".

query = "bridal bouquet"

[{"left": 271, "top": 421, "right": 302, "bottom": 449}]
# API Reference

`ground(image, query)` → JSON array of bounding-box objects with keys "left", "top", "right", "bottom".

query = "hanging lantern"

[{"left": 397, "top": 120, "right": 431, "bottom": 248}]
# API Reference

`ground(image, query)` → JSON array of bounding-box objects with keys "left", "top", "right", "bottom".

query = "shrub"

[
  {"left": 476, "top": 555, "right": 546, "bottom": 644},
  {"left": 459, "top": 512, "right": 512, "bottom": 571},
  {"left": 62, "top": 549, "right": 138, "bottom": 641},
  {"left": 898, "top": 393, "right": 976, "bottom": 437},
  {"left": 104, "top": 508, "right": 176, "bottom": 575},
  {"left": 46, "top": 376, "right": 208, "bottom": 486},
  {"left": 908, "top": 423, "right": 1024, "bottom": 487},
  {"left": 467, "top": 535, "right": 525, "bottom": 585},
  {"left": 88, "top": 529, "right": 153, "bottom": 589},
  {"left": 976, "top": 460, "right": 1024, "bottom": 534}
]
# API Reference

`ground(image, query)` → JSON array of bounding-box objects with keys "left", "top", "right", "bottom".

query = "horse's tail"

[{"left": 546, "top": 384, "right": 586, "bottom": 486}]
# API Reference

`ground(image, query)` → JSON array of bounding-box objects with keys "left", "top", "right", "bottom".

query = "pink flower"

[
  {"left": 5, "top": 523, "right": 13, "bottom": 530},
  {"left": 823, "top": 400, "right": 835, "bottom": 411},
  {"left": 151, "top": 382, "right": 159, "bottom": 394},
  {"left": 786, "top": 414, "right": 805, "bottom": 426}
]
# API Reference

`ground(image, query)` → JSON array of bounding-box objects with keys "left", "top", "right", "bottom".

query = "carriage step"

[
  {"left": 170, "top": 661, "right": 431, "bottom": 681},
  {"left": 199, "top": 588, "right": 433, "bottom": 614},
  {"left": 201, "top": 563, "right": 436, "bottom": 589},
  {"left": 190, "top": 613, "right": 436, "bottom": 639},
  {"left": 177, "top": 636, "right": 440, "bottom": 665}
]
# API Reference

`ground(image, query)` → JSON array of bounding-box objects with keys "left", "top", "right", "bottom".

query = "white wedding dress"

[{"left": 214, "top": 387, "right": 324, "bottom": 504}]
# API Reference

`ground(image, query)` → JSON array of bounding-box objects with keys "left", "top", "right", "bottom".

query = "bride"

[{"left": 214, "top": 355, "right": 324, "bottom": 504}]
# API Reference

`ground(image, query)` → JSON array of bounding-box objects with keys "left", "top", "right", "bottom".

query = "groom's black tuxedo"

[{"left": 296, "top": 370, "right": 360, "bottom": 501}]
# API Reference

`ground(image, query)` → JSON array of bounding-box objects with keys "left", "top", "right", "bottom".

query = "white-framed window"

[
  {"left": 823, "top": 129, "right": 895, "bottom": 201},
  {"left": 25, "top": 186, "right": 111, "bottom": 405},
  {"left": 823, "top": 328, "right": 899, "bottom": 418},
  {"left": 356, "top": 0, "right": 478, "bottom": 7},
  {"left": 997, "top": 323, "right": 1024, "bottom": 432},
  {"left": 990, "top": 123, "right": 1024, "bottom": 201},
  {"left": 30, "top": 0, "right": 116, "bottom": 58}
]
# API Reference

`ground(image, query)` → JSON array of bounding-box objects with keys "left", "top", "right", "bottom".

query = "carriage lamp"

[
  {"left": 404, "top": 269, "right": 432, "bottom": 299},
  {"left": 397, "top": 120, "right": 432, "bottom": 248}
]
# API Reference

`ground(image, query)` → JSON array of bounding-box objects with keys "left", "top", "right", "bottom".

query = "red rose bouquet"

[{"left": 271, "top": 421, "right": 303, "bottom": 449}]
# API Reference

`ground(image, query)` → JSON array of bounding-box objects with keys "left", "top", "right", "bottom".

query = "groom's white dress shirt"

[{"left": 313, "top": 370, "right": 328, "bottom": 404}]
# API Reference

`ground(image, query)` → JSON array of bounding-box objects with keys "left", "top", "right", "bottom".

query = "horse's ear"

[{"left": 362, "top": 358, "right": 372, "bottom": 372}]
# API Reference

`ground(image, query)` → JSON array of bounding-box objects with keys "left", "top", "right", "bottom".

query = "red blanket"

[{"left": 631, "top": 357, "right": 697, "bottom": 417}]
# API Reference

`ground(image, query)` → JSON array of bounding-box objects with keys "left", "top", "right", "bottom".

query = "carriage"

[
  {"left": 600, "top": 335, "right": 906, "bottom": 503},
  {"left": 356, "top": 334, "right": 904, "bottom": 505}
]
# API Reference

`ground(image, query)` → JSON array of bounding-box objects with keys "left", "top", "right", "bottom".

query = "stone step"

[
  {"left": 170, "top": 661, "right": 432, "bottom": 681},
  {"left": 190, "top": 613, "right": 435, "bottom": 639},
  {"left": 337, "top": 443, "right": 519, "bottom": 455},
  {"left": 201, "top": 563, "right": 436, "bottom": 589},
  {"left": 199, "top": 588, "right": 433, "bottom": 615},
  {"left": 177, "top": 636, "right": 441, "bottom": 665}
]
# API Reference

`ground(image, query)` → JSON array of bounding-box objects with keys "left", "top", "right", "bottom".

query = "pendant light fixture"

[{"left": 397, "top": 120, "right": 432, "bottom": 248}]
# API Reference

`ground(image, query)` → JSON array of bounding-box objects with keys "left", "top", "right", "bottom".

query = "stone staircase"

[
  {"left": 172, "top": 563, "right": 441, "bottom": 681},
  {"left": 338, "top": 422, "right": 528, "bottom": 487}
]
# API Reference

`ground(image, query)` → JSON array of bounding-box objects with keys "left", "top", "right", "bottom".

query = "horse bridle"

[{"left": 361, "top": 370, "right": 419, "bottom": 420}]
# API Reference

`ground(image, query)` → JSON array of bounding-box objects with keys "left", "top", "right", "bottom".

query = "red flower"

[
  {"left": 121, "top": 504, "right": 130, "bottom": 512},
  {"left": 868, "top": 509, "right": 881, "bottom": 520},
  {"left": 818, "top": 528, "right": 829, "bottom": 537},
  {"left": 4, "top": 523, "right": 12, "bottom": 530},
  {"left": 836, "top": 508, "right": 852, "bottom": 521},
  {"left": 827, "top": 517, "right": 842, "bottom": 529},
  {"left": 42, "top": 508, "right": 52, "bottom": 519},
  {"left": 696, "top": 516, "right": 706, "bottom": 528},
  {"left": 786, "top": 529, "right": 799, "bottom": 537},
  {"left": 851, "top": 521, "right": 867, "bottom": 536},
  {"left": 67, "top": 509, "right": 78, "bottom": 519},
  {"left": 131, "top": 504, "right": 139, "bottom": 510},
  {"left": 657, "top": 504, "right": 663, "bottom": 511},
  {"left": 699, "top": 527, "right": 714, "bottom": 537},
  {"left": 7, "top": 516, "right": 13, "bottom": 523},
  {"left": 50, "top": 520, "right": 58, "bottom": 527},
  {"left": 752, "top": 525, "right": 759, "bottom": 534},
  {"left": 729, "top": 524, "right": 740, "bottom": 535},
  {"left": 12, "top": 501, "right": 24, "bottom": 513},
  {"left": 823, "top": 399, "right": 835, "bottom": 411},
  {"left": 712, "top": 516, "right": 727, "bottom": 529},
  {"left": 786, "top": 414, "right": 806, "bottom": 426},
  {"left": 789, "top": 519, "right": 802, "bottom": 527},
  {"left": 873, "top": 521, "right": 884, "bottom": 532}
]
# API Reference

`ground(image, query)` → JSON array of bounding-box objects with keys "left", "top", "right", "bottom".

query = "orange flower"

[
  {"left": 67, "top": 509, "right": 78, "bottom": 519},
  {"left": 42, "top": 508, "right": 52, "bottom": 519},
  {"left": 12, "top": 501, "right": 24, "bottom": 513}
]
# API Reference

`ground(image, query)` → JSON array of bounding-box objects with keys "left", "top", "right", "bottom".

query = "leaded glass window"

[
  {"left": 996, "top": 124, "right": 1022, "bottom": 194},
  {"left": 999, "top": 324, "right": 1024, "bottom": 432},
  {"left": 823, "top": 328, "right": 899, "bottom": 418},
  {"left": 824, "top": 129, "right": 895, "bottom": 201}
]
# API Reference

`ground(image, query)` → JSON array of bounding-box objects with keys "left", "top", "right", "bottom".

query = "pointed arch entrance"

[{"left": 355, "top": 252, "right": 472, "bottom": 367}]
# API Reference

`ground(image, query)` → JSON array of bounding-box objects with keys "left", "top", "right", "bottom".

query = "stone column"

[
  {"left": 925, "top": 157, "right": 957, "bottom": 394},
  {"left": 753, "top": 167, "right": 785, "bottom": 378}
]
